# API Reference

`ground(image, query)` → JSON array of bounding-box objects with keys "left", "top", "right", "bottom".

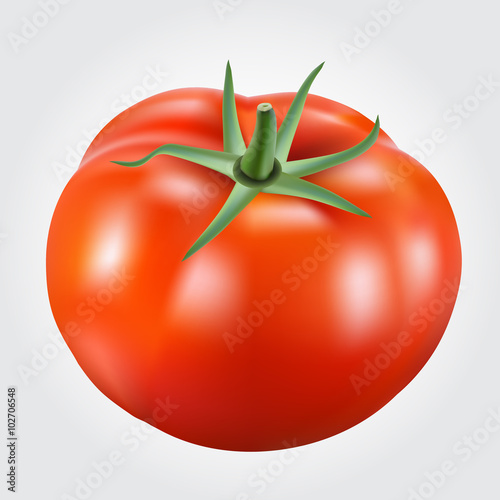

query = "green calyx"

[{"left": 113, "top": 62, "right": 380, "bottom": 261}]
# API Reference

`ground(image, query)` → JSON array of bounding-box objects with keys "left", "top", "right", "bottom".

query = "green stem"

[
  {"left": 240, "top": 103, "right": 277, "bottom": 181},
  {"left": 114, "top": 62, "right": 381, "bottom": 261}
]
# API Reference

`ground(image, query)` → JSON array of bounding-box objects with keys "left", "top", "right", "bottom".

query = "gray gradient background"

[{"left": 1, "top": 0, "right": 499, "bottom": 499}]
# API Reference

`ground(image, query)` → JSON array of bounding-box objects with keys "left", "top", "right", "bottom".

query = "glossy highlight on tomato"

[{"left": 46, "top": 63, "right": 461, "bottom": 451}]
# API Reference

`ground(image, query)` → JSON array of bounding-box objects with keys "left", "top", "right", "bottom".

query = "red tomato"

[{"left": 46, "top": 66, "right": 461, "bottom": 451}]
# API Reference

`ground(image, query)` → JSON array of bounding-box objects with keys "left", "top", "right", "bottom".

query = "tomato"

[{"left": 46, "top": 63, "right": 461, "bottom": 451}]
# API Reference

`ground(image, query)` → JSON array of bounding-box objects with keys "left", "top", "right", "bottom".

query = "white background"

[{"left": 2, "top": 0, "right": 500, "bottom": 499}]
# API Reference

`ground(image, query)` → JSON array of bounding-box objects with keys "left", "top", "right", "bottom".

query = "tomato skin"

[{"left": 46, "top": 88, "right": 461, "bottom": 451}]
